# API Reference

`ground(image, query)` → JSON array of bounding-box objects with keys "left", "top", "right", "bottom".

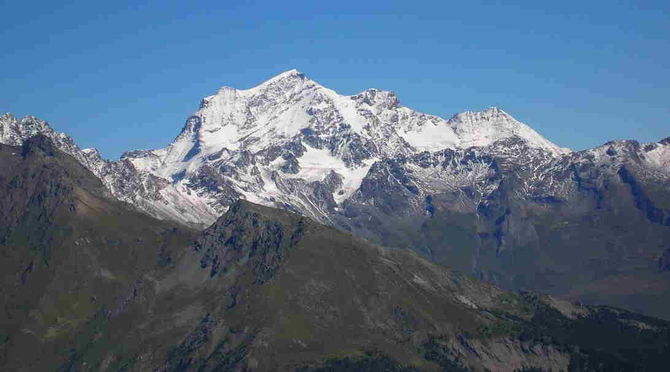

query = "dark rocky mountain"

[
  {"left": 2, "top": 137, "right": 670, "bottom": 371},
  {"left": 0, "top": 136, "right": 196, "bottom": 369},
  {"left": 336, "top": 137, "right": 670, "bottom": 320},
  {"left": 2, "top": 70, "right": 669, "bottom": 321}
]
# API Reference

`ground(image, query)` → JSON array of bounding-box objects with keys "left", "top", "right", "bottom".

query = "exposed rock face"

[
  {"left": 1, "top": 138, "right": 670, "bottom": 371},
  {"left": 112, "top": 71, "right": 568, "bottom": 227},
  {"left": 2, "top": 71, "right": 669, "bottom": 320},
  {"left": 0, "top": 113, "right": 217, "bottom": 228},
  {"left": 0, "top": 71, "right": 570, "bottom": 228},
  {"left": 193, "top": 201, "right": 306, "bottom": 281},
  {"left": 338, "top": 136, "right": 670, "bottom": 318}
]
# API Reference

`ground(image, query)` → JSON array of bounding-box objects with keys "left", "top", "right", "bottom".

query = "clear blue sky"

[{"left": 1, "top": 0, "right": 668, "bottom": 159}]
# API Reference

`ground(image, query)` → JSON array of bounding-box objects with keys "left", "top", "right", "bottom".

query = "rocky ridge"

[
  {"left": 1, "top": 70, "right": 574, "bottom": 227},
  {"left": 2, "top": 70, "right": 670, "bottom": 319},
  {"left": 2, "top": 138, "right": 669, "bottom": 370}
]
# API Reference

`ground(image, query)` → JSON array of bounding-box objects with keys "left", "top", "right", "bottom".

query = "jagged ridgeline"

[
  {"left": 1, "top": 137, "right": 670, "bottom": 370},
  {"left": 2, "top": 70, "right": 670, "bottom": 322}
]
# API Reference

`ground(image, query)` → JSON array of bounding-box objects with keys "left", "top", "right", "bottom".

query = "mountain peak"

[
  {"left": 208, "top": 70, "right": 313, "bottom": 99},
  {"left": 12, "top": 72, "right": 570, "bottom": 229},
  {"left": 483, "top": 106, "right": 509, "bottom": 116},
  {"left": 446, "top": 107, "right": 570, "bottom": 154},
  {"left": 256, "top": 68, "right": 310, "bottom": 88},
  {"left": 272, "top": 68, "right": 304, "bottom": 79},
  {"left": 450, "top": 106, "right": 513, "bottom": 123},
  {"left": 0, "top": 114, "right": 53, "bottom": 147}
]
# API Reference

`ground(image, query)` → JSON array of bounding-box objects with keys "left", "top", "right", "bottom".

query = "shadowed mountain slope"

[
  {"left": 0, "top": 136, "right": 196, "bottom": 370},
  {"left": 2, "top": 72, "right": 669, "bottom": 321},
  {"left": 2, "top": 137, "right": 670, "bottom": 371},
  {"left": 336, "top": 137, "right": 670, "bottom": 320}
]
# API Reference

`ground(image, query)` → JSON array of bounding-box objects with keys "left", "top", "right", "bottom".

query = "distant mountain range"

[
  {"left": 1, "top": 69, "right": 572, "bottom": 227},
  {"left": 1, "top": 135, "right": 669, "bottom": 370},
  {"left": 2, "top": 70, "right": 669, "bottom": 321}
]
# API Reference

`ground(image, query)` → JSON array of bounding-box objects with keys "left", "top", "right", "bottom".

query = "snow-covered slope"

[
  {"left": 0, "top": 113, "right": 98, "bottom": 169},
  {"left": 3, "top": 70, "right": 666, "bottom": 230},
  {"left": 5, "top": 73, "right": 670, "bottom": 328},
  {"left": 130, "top": 70, "right": 566, "bottom": 167},
  {"left": 0, "top": 113, "right": 219, "bottom": 226},
  {"left": 111, "top": 69, "right": 569, "bottom": 225}
]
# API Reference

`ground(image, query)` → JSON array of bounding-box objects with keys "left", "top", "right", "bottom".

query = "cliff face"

[
  {"left": 2, "top": 71, "right": 670, "bottom": 324},
  {"left": 1, "top": 137, "right": 670, "bottom": 371}
]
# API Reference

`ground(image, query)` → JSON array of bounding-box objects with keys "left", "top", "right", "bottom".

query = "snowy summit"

[{"left": 0, "top": 70, "right": 592, "bottom": 227}]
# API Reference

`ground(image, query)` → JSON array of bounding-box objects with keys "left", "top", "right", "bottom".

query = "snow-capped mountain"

[
  {"left": 3, "top": 70, "right": 668, "bottom": 231},
  {"left": 0, "top": 113, "right": 219, "bottom": 226},
  {"left": 2, "top": 69, "right": 670, "bottom": 318},
  {"left": 111, "top": 69, "right": 569, "bottom": 225},
  {"left": 2, "top": 69, "right": 668, "bottom": 230}
]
